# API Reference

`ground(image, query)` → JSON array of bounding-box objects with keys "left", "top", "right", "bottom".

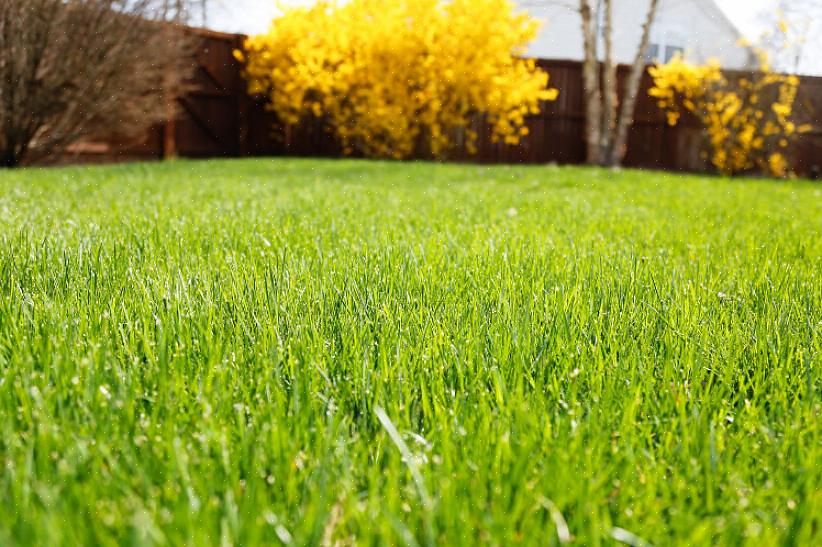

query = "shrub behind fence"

[{"left": 68, "top": 28, "right": 822, "bottom": 177}]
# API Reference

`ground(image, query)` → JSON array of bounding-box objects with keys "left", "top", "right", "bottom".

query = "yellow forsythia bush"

[
  {"left": 649, "top": 50, "right": 809, "bottom": 177},
  {"left": 235, "top": 0, "right": 557, "bottom": 159}
]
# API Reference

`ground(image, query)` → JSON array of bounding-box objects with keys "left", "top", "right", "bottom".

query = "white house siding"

[{"left": 518, "top": 0, "right": 754, "bottom": 69}]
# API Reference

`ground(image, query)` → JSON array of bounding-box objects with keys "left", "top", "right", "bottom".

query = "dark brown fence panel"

[
  {"left": 167, "top": 30, "right": 246, "bottom": 158},
  {"left": 63, "top": 125, "right": 164, "bottom": 164},
  {"left": 62, "top": 28, "right": 248, "bottom": 163},
  {"left": 793, "top": 76, "right": 822, "bottom": 177},
  {"left": 68, "top": 29, "right": 822, "bottom": 177}
]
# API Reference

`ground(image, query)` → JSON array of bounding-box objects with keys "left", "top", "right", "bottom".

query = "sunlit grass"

[{"left": 1, "top": 158, "right": 820, "bottom": 545}]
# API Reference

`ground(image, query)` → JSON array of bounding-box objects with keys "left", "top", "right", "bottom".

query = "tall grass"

[{"left": 0, "top": 159, "right": 820, "bottom": 545}]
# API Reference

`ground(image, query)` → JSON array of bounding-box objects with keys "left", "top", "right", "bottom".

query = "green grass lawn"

[{"left": 1, "top": 159, "right": 821, "bottom": 546}]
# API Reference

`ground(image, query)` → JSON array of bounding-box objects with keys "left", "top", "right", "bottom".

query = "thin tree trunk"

[
  {"left": 0, "top": 0, "right": 201, "bottom": 168},
  {"left": 580, "top": 0, "right": 602, "bottom": 165},
  {"left": 609, "top": 0, "right": 660, "bottom": 166},
  {"left": 600, "top": 0, "right": 617, "bottom": 164}
]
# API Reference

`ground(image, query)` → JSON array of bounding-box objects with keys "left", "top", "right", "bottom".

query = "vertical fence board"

[{"left": 69, "top": 28, "right": 822, "bottom": 177}]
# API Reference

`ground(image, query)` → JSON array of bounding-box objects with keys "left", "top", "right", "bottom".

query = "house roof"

[{"left": 694, "top": 0, "right": 747, "bottom": 41}]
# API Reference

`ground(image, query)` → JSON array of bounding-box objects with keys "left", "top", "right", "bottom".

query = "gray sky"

[{"left": 205, "top": 1, "right": 819, "bottom": 74}]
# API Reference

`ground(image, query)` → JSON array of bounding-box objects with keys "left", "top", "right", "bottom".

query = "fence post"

[
  {"left": 162, "top": 26, "right": 178, "bottom": 159},
  {"left": 163, "top": 98, "right": 177, "bottom": 159}
]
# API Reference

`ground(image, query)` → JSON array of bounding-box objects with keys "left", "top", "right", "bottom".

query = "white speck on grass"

[
  {"left": 275, "top": 525, "right": 293, "bottom": 544},
  {"left": 537, "top": 496, "right": 571, "bottom": 544},
  {"left": 375, "top": 407, "right": 431, "bottom": 509},
  {"left": 611, "top": 526, "right": 653, "bottom": 547},
  {"left": 375, "top": 406, "right": 436, "bottom": 546}
]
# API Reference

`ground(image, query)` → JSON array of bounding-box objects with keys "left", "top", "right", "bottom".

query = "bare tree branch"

[
  {"left": 0, "top": 0, "right": 208, "bottom": 167},
  {"left": 528, "top": 0, "right": 661, "bottom": 166},
  {"left": 609, "top": 0, "right": 660, "bottom": 166},
  {"left": 580, "top": 0, "right": 603, "bottom": 165},
  {"left": 601, "top": 0, "right": 617, "bottom": 159},
  {"left": 758, "top": 0, "right": 822, "bottom": 75}
]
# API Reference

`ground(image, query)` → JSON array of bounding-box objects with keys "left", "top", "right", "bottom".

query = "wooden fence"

[{"left": 74, "top": 28, "right": 822, "bottom": 177}]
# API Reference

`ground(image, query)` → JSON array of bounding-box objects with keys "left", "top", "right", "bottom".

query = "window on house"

[
  {"left": 646, "top": 43, "right": 660, "bottom": 63},
  {"left": 664, "top": 46, "right": 684, "bottom": 62},
  {"left": 646, "top": 23, "right": 686, "bottom": 64}
]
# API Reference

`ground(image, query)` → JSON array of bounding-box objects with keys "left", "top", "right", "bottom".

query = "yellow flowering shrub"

[
  {"left": 235, "top": 0, "right": 557, "bottom": 159},
  {"left": 649, "top": 50, "right": 807, "bottom": 177}
]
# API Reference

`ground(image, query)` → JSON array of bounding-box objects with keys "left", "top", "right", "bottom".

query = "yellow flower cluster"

[
  {"left": 235, "top": 0, "right": 557, "bottom": 159},
  {"left": 649, "top": 51, "right": 807, "bottom": 177}
]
